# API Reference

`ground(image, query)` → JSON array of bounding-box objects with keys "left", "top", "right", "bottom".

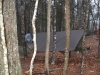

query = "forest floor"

[{"left": 20, "top": 35, "right": 100, "bottom": 75}]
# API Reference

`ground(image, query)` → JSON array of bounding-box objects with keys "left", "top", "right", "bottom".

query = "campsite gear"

[
  {"left": 36, "top": 29, "right": 84, "bottom": 51},
  {"left": 25, "top": 30, "right": 84, "bottom": 51}
]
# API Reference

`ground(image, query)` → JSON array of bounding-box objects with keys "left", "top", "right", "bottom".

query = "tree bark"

[
  {"left": 0, "top": 0, "right": 9, "bottom": 75},
  {"left": 3, "top": 0, "right": 23, "bottom": 75},
  {"left": 51, "top": 0, "right": 56, "bottom": 65},
  {"left": 62, "top": 0, "right": 70, "bottom": 75},
  {"left": 29, "top": 0, "right": 39, "bottom": 75},
  {"left": 80, "top": 0, "right": 87, "bottom": 75},
  {"left": 98, "top": 0, "right": 100, "bottom": 58},
  {"left": 45, "top": 0, "right": 51, "bottom": 75},
  {"left": 20, "top": 1, "right": 28, "bottom": 59}
]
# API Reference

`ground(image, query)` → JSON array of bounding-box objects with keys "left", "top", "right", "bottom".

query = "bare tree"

[
  {"left": 0, "top": 0, "right": 9, "bottom": 75},
  {"left": 51, "top": 0, "right": 57, "bottom": 65},
  {"left": 97, "top": 0, "right": 100, "bottom": 58},
  {"left": 3, "top": 0, "right": 23, "bottom": 75},
  {"left": 45, "top": 0, "right": 51, "bottom": 75},
  {"left": 80, "top": 0, "right": 89, "bottom": 75},
  {"left": 29, "top": 0, "right": 39, "bottom": 75},
  {"left": 70, "top": 0, "right": 76, "bottom": 30},
  {"left": 62, "top": 0, "right": 70, "bottom": 75},
  {"left": 20, "top": 1, "right": 28, "bottom": 59}
]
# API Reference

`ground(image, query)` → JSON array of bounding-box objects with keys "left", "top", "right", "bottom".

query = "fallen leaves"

[{"left": 20, "top": 35, "right": 100, "bottom": 75}]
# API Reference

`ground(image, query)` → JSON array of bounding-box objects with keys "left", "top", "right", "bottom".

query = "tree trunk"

[
  {"left": 45, "top": 0, "right": 51, "bottom": 75},
  {"left": 80, "top": 0, "right": 87, "bottom": 75},
  {"left": 0, "top": 1, "right": 9, "bottom": 75},
  {"left": 16, "top": 0, "right": 28, "bottom": 59},
  {"left": 16, "top": 0, "right": 22, "bottom": 46},
  {"left": 20, "top": 1, "right": 28, "bottom": 59},
  {"left": 85, "top": 0, "right": 90, "bottom": 35},
  {"left": 98, "top": 1, "right": 100, "bottom": 58},
  {"left": 51, "top": 0, "right": 56, "bottom": 65},
  {"left": 62, "top": 0, "right": 70, "bottom": 75},
  {"left": 70, "top": 0, "right": 75, "bottom": 30},
  {"left": 24, "top": 0, "right": 31, "bottom": 33},
  {"left": 76, "top": 0, "right": 83, "bottom": 29},
  {"left": 29, "top": 0, "right": 39, "bottom": 75},
  {"left": 3, "top": 0, "right": 23, "bottom": 75}
]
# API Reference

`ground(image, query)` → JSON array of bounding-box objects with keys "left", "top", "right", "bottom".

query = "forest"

[{"left": 0, "top": 0, "right": 100, "bottom": 75}]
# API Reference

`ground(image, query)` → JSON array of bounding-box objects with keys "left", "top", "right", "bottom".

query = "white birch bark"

[
  {"left": 29, "top": 0, "right": 39, "bottom": 75},
  {"left": 80, "top": 0, "right": 89, "bottom": 75},
  {"left": 51, "top": 0, "right": 57, "bottom": 65},
  {"left": 0, "top": 1, "right": 9, "bottom": 75}
]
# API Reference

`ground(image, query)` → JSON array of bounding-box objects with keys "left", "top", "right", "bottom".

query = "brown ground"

[{"left": 20, "top": 35, "right": 100, "bottom": 75}]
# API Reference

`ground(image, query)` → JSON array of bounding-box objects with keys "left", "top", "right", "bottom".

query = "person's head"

[{"left": 25, "top": 33, "right": 33, "bottom": 43}]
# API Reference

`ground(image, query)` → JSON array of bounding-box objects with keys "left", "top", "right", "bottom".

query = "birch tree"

[
  {"left": 45, "top": 0, "right": 51, "bottom": 75},
  {"left": 51, "top": 0, "right": 57, "bottom": 65},
  {"left": 29, "top": 0, "right": 39, "bottom": 75},
  {"left": 80, "top": 0, "right": 88, "bottom": 75},
  {"left": 3, "top": 0, "right": 23, "bottom": 75},
  {"left": 62, "top": 0, "right": 70, "bottom": 75},
  {"left": 0, "top": 0, "right": 9, "bottom": 75}
]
